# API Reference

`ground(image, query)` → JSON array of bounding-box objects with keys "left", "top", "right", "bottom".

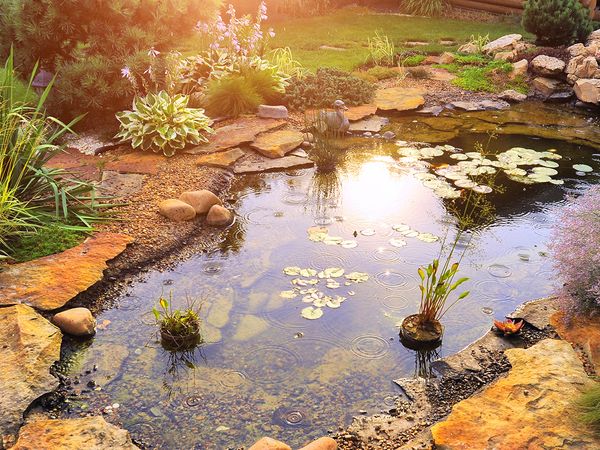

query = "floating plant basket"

[
  {"left": 160, "top": 324, "right": 202, "bottom": 352},
  {"left": 399, "top": 314, "right": 443, "bottom": 350}
]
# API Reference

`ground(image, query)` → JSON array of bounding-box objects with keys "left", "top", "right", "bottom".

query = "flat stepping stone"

[
  {"left": 0, "top": 232, "right": 133, "bottom": 310},
  {"left": 104, "top": 151, "right": 163, "bottom": 175},
  {"left": 431, "top": 339, "right": 599, "bottom": 449},
  {"left": 45, "top": 148, "right": 102, "bottom": 181},
  {"left": 349, "top": 115, "right": 389, "bottom": 133},
  {"left": 99, "top": 171, "right": 145, "bottom": 198},
  {"left": 428, "top": 68, "right": 456, "bottom": 82},
  {"left": 449, "top": 100, "right": 510, "bottom": 111},
  {"left": 405, "top": 41, "right": 429, "bottom": 47},
  {"left": 319, "top": 45, "right": 347, "bottom": 51},
  {"left": 233, "top": 153, "right": 314, "bottom": 174},
  {"left": 185, "top": 117, "right": 285, "bottom": 154},
  {"left": 345, "top": 104, "right": 378, "bottom": 121},
  {"left": 11, "top": 417, "right": 139, "bottom": 450},
  {"left": 0, "top": 304, "right": 62, "bottom": 440},
  {"left": 250, "top": 129, "right": 305, "bottom": 158},
  {"left": 374, "top": 87, "right": 425, "bottom": 112},
  {"left": 196, "top": 147, "right": 245, "bottom": 169}
]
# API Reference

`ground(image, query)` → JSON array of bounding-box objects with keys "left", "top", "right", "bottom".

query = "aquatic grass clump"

[
  {"left": 550, "top": 185, "right": 600, "bottom": 313},
  {"left": 153, "top": 294, "right": 203, "bottom": 351},
  {"left": 304, "top": 111, "right": 348, "bottom": 174}
]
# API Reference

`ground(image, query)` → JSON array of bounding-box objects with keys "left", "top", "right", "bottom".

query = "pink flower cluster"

[
  {"left": 550, "top": 185, "right": 600, "bottom": 313},
  {"left": 196, "top": 2, "right": 275, "bottom": 58}
]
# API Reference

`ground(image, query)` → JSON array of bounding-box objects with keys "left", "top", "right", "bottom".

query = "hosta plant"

[{"left": 115, "top": 91, "right": 213, "bottom": 157}]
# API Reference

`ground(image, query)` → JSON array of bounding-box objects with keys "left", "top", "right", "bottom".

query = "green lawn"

[{"left": 269, "top": 9, "right": 527, "bottom": 71}]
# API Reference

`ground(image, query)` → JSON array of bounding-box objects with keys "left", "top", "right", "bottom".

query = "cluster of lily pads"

[
  {"left": 396, "top": 142, "right": 595, "bottom": 198},
  {"left": 280, "top": 266, "right": 369, "bottom": 320},
  {"left": 307, "top": 224, "right": 438, "bottom": 250}
]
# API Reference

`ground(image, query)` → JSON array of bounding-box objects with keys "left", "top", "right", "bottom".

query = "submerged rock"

[
  {"left": 158, "top": 199, "right": 196, "bottom": 222},
  {"left": 11, "top": 417, "right": 139, "bottom": 450},
  {"left": 431, "top": 339, "right": 599, "bottom": 449},
  {"left": 52, "top": 307, "right": 96, "bottom": 336},
  {"left": 0, "top": 305, "right": 62, "bottom": 444},
  {"left": 348, "top": 115, "right": 389, "bottom": 133},
  {"left": 0, "top": 233, "right": 133, "bottom": 310}
]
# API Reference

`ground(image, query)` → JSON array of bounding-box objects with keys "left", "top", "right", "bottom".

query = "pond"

[{"left": 61, "top": 103, "right": 599, "bottom": 449}]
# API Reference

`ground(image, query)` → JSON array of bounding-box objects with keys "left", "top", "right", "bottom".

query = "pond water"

[{"left": 62, "top": 105, "right": 599, "bottom": 449}]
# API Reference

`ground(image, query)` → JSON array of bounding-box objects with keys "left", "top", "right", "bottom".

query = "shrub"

[
  {"left": 407, "top": 66, "right": 430, "bottom": 79},
  {"left": 0, "top": 67, "right": 37, "bottom": 105},
  {"left": 205, "top": 76, "right": 263, "bottom": 118},
  {"left": 116, "top": 91, "right": 214, "bottom": 157},
  {"left": 1, "top": 0, "right": 219, "bottom": 117},
  {"left": 550, "top": 186, "right": 600, "bottom": 313},
  {"left": 522, "top": 0, "right": 593, "bottom": 46},
  {"left": 367, "top": 32, "right": 395, "bottom": 66},
  {"left": 366, "top": 66, "right": 400, "bottom": 80},
  {"left": 283, "top": 68, "right": 375, "bottom": 110},
  {"left": 403, "top": 0, "right": 445, "bottom": 17}
]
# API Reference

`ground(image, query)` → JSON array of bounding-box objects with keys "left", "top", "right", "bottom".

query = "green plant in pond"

[
  {"left": 152, "top": 294, "right": 203, "bottom": 351},
  {"left": 576, "top": 382, "right": 600, "bottom": 434},
  {"left": 304, "top": 110, "right": 348, "bottom": 173},
  {"left": 115, "top": 91, "right": 213, "bottom": 157},
  {"left": 401, "top": 54, "right": 427, "bottom": 67},
  {"left": 522, "top": 0, "right": 593, "bottom": 46},
  {"left": 204, "top": 76, "right": 263, "bottom": 118},
  {"left": 367, "top": 32, "right": 395, "bottom": 66},
  {"left": 403, "top": 0, "right": 445, "bottom": 17}
]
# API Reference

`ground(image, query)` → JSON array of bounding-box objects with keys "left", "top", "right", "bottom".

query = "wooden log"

[
  {"left": 448, "top": 0, "right": 522, "bottom": 15},
  {"left": 475, "top": 0, "right": 524, "bottom": 8}
]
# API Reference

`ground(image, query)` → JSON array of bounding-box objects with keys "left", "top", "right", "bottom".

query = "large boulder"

[
  {"left": 531, "top": 55, "right": 566, "bottom": 77},
  {"left": 431, "top": 339, "right": 599, "bottom": 449},
  {"left": 0, "top": 233, "right": 133, "bottom": 311},
  {"left": 574, "top": 78, "right": 600, "bottom": 104},
  {"left": 457, "top": 42, "right": 478, "bottom": 54},
  {"left": 0, "top": 305, "right": 62, "bottom": 445},
  {"left": 532, "top": 77, "right": 562, "bottom": 97},
  {"left": 587, "top": 28, "right": 600, "bottom": 46},
  {"left": 11, "top": 417, "right": 139, "bottom": 450},
  {"left": 257, "top": 105, "right": 288, "bottom": 119},
  {"left": 206, "top": 205, "right": 234, "bottom": 227},
  {"left": 52, "top": 307, "right": 96, "bottom": 336},
  {"left": 179, "top": 190, "right": 222, "bottom": 214},
  {"left": 482, "top": 34, "right": 522, "bottom": 54},
  {"left": 566, "top": 55, "right": 599, "bottom": 79},
  {"left": 158, "top": 198, "right": 196, "bottom": 222},
  {"left": 510, "top": 59, "right": 528, "bottom": 79}
]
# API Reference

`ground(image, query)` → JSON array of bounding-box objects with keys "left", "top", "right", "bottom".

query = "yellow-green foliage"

[
  {"left": 205, "top": 76, "right": 263, "bottom": 118},
  {"left": 577, "top": 382, "right": 600, "bottom": 433}
]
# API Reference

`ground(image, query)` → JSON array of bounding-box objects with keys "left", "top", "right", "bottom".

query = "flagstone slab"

[
  {"left": 0, "top": 305, "right": 62, "bottom": 442},
  {"left": 45, "top": 148, "right": 102, "bottom": 181},
  {"left": 431, "top": 339, "right": 599, "bottom": 450},
  {"left": 374, "top": 87, "right": 425, "bottom": 112},
  {"left": 185, "top": 117, "right": 286, "bottom": 154},
  {"left": 99, "top": 171, "right": 145, "bottom": 198},
  {"left": 196, "top": 147, "right": 246, "bottom": 169},
  {"left": 104, "top": 151, "right": 163, "bottom": 175},
  {"left": 233, "top": 154, "right": 314, "bottom": 174},
  {"left": 345, "top": 104, "right": 378, "bottom": 121},
  {"left": 12, "top": 417, "right": 139, "bottom": 450},
  {"left": 0, "top": 233, "right": 134, "bottom": 311},
  {"left": 250, "top": 129, "right": 305, "bottom": 158},
  {"left": 349, "top": 115, "right": 389, "bottom": 133},
  {"left": 551, "top": 311, "right": 600, "bottom": 375}
]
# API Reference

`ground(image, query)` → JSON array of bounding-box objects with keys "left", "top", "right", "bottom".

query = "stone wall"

[{"left": 448, "top": 0, "right": 600, "bottom": 19}]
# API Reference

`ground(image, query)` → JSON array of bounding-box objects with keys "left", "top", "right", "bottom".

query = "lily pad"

[
  {"left": 301, "top": 306, "right": 323, "bottom": 320},
  {"left": 323, "top": 236, "right": 343, "bottom": 245},
  {"left": 300, "top": 268, "right": 317, "bottom": 277},
  {"left": 532, "top": 167, "right": 558, "bottom": 176},
  {"left": 472, "top": 185, "right": 493, "bottom": 194},
  {"left": 449, "top": 153, "right": 469, "bottom": 160},
  {"left": 454, "top": 179, "right": 477, "bottom": 189},
  {"left": 323, "top": 267, "right": 345, "bottom": 278},
  {"left": 283, "top": 266, "right": 302, "bottom": 276},
  {"left": 345, "top": 272, "right": 369, "bottom": 283},
  {"left": 392, "top": 224, "right": 410, "bottom": 232},
  {"left": 340, "top": 240, "right": 358, "bottom": 249},
  {"left": 280, "top": 290, "right": 298, "bottom": 299},
  {"left": 313, "top": 298, "right": 329, "bottom": 308},
  {"left": 389, "top": 238, "right": 407, "bottom": 247},
  {"left": 360, "top": 228, "right": 376, "bottom": 236},
  {"left": 416, "top": 233, "right": 439, "bottom": 243},
  {"left": 572, "top": 164, "right": 593, "bottom": 173}
]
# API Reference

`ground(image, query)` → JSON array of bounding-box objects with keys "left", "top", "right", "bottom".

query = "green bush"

[
  {"left": 403, "top": 0, "right": 445, "bottom": 17},
  {"left": 116, "top": 91, "right": 213, "bottom": 157},
  {"left": 283, "top": 68, "right": 375, "bottom": 110},
  {"left": 0, "top": 0, "right": 219, "bottom": 117},
  {"left": 522, "top": 0, "right": 593, "bottom": 46},
  {"left": 0, "top": 67, "right": 38, "bottom": 105},
  {"left": 205, "top": 76, "right": 263, "bottom": 118},
  {"left": 577, "top": 382, "right": 600, "bottom": 434}
]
